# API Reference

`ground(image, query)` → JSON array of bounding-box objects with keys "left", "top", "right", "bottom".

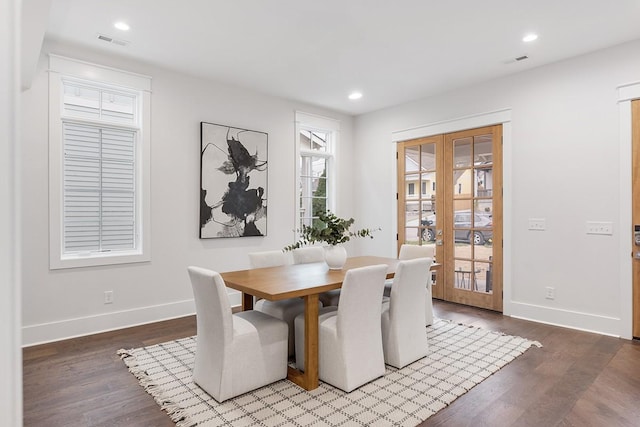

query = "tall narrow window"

[
  {"left": 49, "top": 55, "right": 151, "bottom": 269},
  {"left": 295, "top": 112, "right": 339, "bottom": 231}
]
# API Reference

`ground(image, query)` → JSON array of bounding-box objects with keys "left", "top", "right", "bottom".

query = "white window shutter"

[
  {"left": 101, "top": 128, "right": 135, "bottom": 250},
  {"left": 63, "top": 122, "right": 136, "bottom": 254}
]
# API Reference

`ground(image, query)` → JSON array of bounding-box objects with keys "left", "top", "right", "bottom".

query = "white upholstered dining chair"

[
  {"left": 294, "top": 264, "right": 388, "bottom": 392},
  {"left": 248, "top": 250, "right": 289, "bottom": 269},
  {"left": 291, "top": 246, "right": 342, "bottom": 307},
  {"left": 250, "top": 250, "right": 317, "bottom": 356},
  {"left": 383, "top": 244, "right": 435, "bottom": 326},
  {"left": 187, "top": 266, "right": 288, "bottom": 402},
  {"left": 292, "top": 246, "right": 325, "bottom": 264},
  {"left": 381, "top": 257, "right": 432, "bottom": 368}
]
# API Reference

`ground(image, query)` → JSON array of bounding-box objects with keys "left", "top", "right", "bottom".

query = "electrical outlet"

[
  {"left": 586, "top": 221, "right": 613, "bottom": 235},
  {"left": 545, "top": 286, "right": 555, "bottom": 300},
  {"left": 104, "top": 290, "right": 114, "bottom": 304},
  {"left": 528, "top": 218, "right": 546, "bottom": 231}
]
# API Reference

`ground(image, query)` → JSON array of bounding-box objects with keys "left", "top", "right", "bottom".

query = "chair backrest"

[
  {"left": 337, "top": 264, "right": 388, "bottom": 341},
  {"left": 389, "top": 258, "right": 433, "bottom": 323},
  {"left": 398, "top": 244, "right": 435, "bottom": 260},
  {"left": 187, "top": 266, "right": 233, "bottom": 346},
  {"left": 292, "top": 246, "right": 325, "bottom": 264},
  {"left": 248, "top": 250, "right": 287, "bottom": 268}
]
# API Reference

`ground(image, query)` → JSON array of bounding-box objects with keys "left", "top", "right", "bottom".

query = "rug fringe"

[{"left": 118, "top": 348, "right": 197, "bottom": 427}]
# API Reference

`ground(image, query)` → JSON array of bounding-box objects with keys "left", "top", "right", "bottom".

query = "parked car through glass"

[{"left": 420, "top": 210, "right": 492, "bottom": 245}]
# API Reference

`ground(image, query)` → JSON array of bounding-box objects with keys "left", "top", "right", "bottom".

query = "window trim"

[
  {"left": 48, "top": 55, "right": 151, "bottom": 269},
  {"left": 294, "top": 111, "right": 339, "bottom": 233}
]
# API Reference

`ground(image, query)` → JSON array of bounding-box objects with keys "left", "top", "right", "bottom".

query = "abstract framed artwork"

[{"left": 200, "top": 122, "right": 268, "bottom": 238}]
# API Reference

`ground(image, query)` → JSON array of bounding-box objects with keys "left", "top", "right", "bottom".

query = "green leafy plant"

[{"left": 284, "top": 210, "right": 379, "bottom": 251}]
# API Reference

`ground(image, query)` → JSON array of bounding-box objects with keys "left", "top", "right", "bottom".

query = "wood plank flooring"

[{"left": 23, "top": 301, "right": 640, "bottom": 426}]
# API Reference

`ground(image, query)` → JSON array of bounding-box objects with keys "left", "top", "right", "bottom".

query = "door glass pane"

[
  {"left": 454, "top": 259, "right": 474, "bottom": 290},
  {"left": 421, "top": 171, "right": 436, "bottom": 214},
  {"left": 474, "top": 134, "right": 493, "bottom": 165},
  {"left": 421, "top": 143, "right": 436, "bottom": 170},
  {"left": 405, "top": 174, "right": 419, "bottom": 199},
  {"left": 405, "top": 201, "right": 419, "bottom": 223},
  {"left": 405, "top": 145, "right": 420, "bottom": 173},
  {"left": 453, "top": 169, "right": 472, "bottom": 199},
  {"left": 404, "top": 226, "right": 420, "bottom": 245},
  {"left": 454, "top": 241, "right": 472, "bottom": 260},
  {"left": 474, "top": 200, "right": 493, "bottom": 226},
  {"left": 474, "top": 237, "right": 493, "bottom": 260},
  {"left": 420, "top": 213, "right": 436, "bottom": 243},
  {"left": 421, "top": 200, "right": 434, "bottom": 216},
  {"left": 474, "top": 167, "right": 493, "bottom": 198},
  {"left": 474, "top": 261, "right": 493, "bottom": 294},
  {"left": 453, "top": 137, "right": 472, "bottom": 168}
]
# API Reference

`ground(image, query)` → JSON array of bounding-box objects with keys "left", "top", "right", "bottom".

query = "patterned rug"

[{"left": 118, "top": 319, "right": 541, "bottom": 426}]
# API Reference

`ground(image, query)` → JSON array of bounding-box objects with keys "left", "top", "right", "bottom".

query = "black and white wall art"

[{"left": 200, "top": 122, "right": 268, "bottom": 238}]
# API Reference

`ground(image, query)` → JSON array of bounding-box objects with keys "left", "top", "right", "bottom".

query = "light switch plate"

[
  {"left": 586, "top": 221, "right": 613, "bottom": 235},
  {"left": 528, "top": 218, "right": 545, "bottom": 231}
]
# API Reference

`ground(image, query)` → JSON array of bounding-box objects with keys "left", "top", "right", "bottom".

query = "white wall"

[
  {"left": 21, "top": 40, "right": 355, "bottom": 345},
  {"left": 354, "top": 39, "right": 640, "bottom": 338},
  {"left": 2, "top": 0, "right": 22, "bottom": 423}
]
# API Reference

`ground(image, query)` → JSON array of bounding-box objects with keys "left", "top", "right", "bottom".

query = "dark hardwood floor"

[{"left": 23, "top": 301, "right": 640, "bottom": 427}]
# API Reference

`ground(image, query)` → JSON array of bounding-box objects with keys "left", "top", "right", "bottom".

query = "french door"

[{"left": 397, "top": 125, "right": 503, "bottom": 311}]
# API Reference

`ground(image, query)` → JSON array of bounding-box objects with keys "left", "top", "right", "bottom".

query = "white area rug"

[{"left": 118, "top": 319, "right": 541, "bottom": 426}]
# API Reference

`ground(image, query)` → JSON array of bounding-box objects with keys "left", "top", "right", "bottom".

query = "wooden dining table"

[{"left": 220, "top": 255, "right": 441, "bottom": 391}]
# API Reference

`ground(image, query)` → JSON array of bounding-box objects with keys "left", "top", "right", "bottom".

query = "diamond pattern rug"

[{"left": 118, "top": 319, "right": 541, "bottom": 426}]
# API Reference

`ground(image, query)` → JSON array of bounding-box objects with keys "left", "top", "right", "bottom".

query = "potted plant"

[{"left": 284, "top": 210, "right": 378, "bottom": 269}]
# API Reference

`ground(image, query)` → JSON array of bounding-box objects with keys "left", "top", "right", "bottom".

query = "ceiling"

[{"left": 43, "top": 0, "right": 640, "bottom": 116}]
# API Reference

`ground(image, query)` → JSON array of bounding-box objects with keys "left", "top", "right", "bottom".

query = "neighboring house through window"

[
  {"left": 295, "top": 111, "right": 339, "bottom": 230},
  {"left": 48, "top": 55, "right": 151, "bottom": 269}
]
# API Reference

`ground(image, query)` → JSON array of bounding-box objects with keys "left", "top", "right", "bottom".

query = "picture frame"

[{"left": 200, "top": 122, "right": 268, "bottom": 238}]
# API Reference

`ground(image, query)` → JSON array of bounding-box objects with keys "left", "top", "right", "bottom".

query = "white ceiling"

[{"left": 44, "top": 0, "right": 640, "bottom": 116}]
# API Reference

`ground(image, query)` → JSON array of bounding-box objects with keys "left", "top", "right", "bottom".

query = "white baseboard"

[
  {"left": 23, "top": 291, "right": 244, "bottom": 347},
  {"left": 22, "top": 299, "right": 193, "bottom": 347},
  {"left": 509, "top": 301, "right": 622, "bottom": 338},
  {"left": 20, "top": 291, "right": 227, "bottom": 347}
]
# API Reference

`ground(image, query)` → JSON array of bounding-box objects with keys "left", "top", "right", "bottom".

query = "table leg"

[
  {"left": 286, "top": 293, "right": 319, "bottom": 390},
  {"left": 242, "top": 293, "right": 253, "bottom": 311}
]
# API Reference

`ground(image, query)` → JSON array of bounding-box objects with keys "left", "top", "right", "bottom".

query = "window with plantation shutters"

[
  {"left": 49, "top": 55, "right": 151, "bottom": 269},
  {"left": 63, "top": 123, "right": 136, "bottom": 253}
]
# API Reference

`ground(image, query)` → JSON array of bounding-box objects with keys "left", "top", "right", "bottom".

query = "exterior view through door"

[{"left": 397, "top": 125, "right": 503, "bottom": 312}]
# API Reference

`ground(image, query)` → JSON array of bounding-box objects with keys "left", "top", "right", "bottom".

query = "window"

[
  {"left": 295, "top": 111, "right": 339, "bottom": 230},
  {"left": 48, "top": 55, "right": 151, "bottom": 269},
  {"left": 408, "top": 182, "right": 415, "bottom": 195}
]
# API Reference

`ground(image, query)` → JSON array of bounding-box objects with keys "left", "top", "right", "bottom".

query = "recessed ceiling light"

[
  {"left": 522, "top": 33, "right": 538, "bottom": 42},
  {"left": 114, "top": 21, "right": 130, "bottom": 31},
  {"left": 348, "top": 92, "right": 363, "bottom": 100}
]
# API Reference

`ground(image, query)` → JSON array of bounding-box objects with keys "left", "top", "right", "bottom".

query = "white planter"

[{"left": 324, "top": 245, "right": 347, "bottom": 270}]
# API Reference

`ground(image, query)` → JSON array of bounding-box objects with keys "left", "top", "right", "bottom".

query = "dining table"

[{"left": 220, "top": 255, "right": 440, "bottom": 391}]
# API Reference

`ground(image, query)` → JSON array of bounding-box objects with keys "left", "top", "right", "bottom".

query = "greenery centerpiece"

[{"left": 284, "top": 211, "right": 378, "bottom": 269}]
